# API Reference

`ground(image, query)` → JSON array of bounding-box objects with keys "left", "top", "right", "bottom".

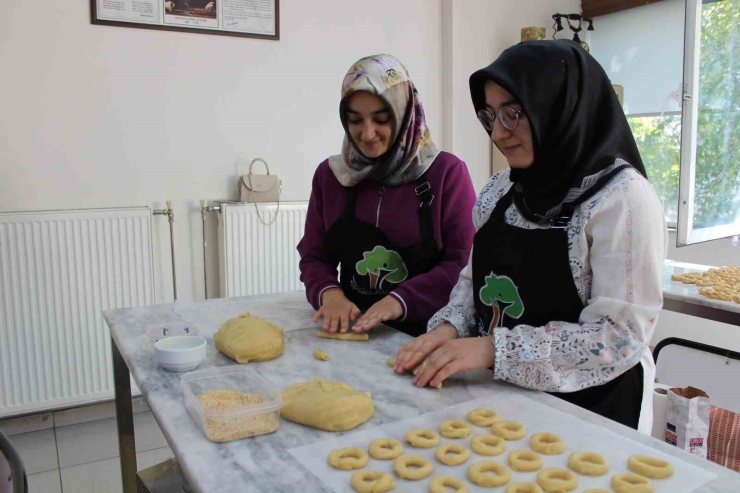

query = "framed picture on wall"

[{"left": 90, "top": 0, "right": 279, "bottom": 40}]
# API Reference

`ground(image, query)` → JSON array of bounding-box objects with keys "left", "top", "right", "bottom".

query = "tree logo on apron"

[
  {"left": 355, "top": 246, "right": 408, "bottom": 291},
  {"left": 479, "top": 273, "right": 524, "bottom": 333}
]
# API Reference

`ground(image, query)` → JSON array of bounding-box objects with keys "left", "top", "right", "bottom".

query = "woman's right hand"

[
  {"left": 313, "top": 289, "right": 361, "bottom": 333},
  {"left": 393, "top": 323, "right": 458, "bottom": 374}
]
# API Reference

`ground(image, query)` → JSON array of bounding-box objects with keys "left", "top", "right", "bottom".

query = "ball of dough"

[
  {"left": 429, "top": 476, "right": 468, "bottom": 493},
  {"left": 435, "top": 444, "right": 471, "bottom": 466},
  {"left": 471, "top": 435, "right": 506, "bottom": 456},
  {"left": 492, "top": 421, "right": 527, "bottom": 440},
  {"left": 327, "top": 447, "right": 368, "bottom": 470},
  {"left": 627, "top": 454, "right": 674, "bottom": 479},
  {"left": 351, "top": 470, "right": 395, "bottom": 493},
  {"left": 529, "top": 433, "right": 565, "bottom": 455},
  {"left": 393, "top": 455, "right": 434, "bottom": 480},
  {"left": 537, "top": 468, "right": 578, "bottom": 493},
  {"left": 467, "top": 408, "right": 500, "bottom": 427},
  {"left": 506, "top": 483, "right": 544, "bottom": 493},
  {"left": 568, "top": 452, "right": 609, "bottom": 476},
  {"left": 439, "top": 420, "right": 472, "bottom": 438},
  {"left": 369, "top": 438, "right": 404, "bottom": 460},
  {"left": 508, "top": 450, "right": 543, "bottom": 472},
  {"left": 405, "top": 429, "right": 440, "bottom": 448},
  {"left": 386, "top": 357, "right": 396, "bottom": 366},
  {"left": 467, "top": 460, "right": 511, "bottom": 487},
  {"left": 214, "top": 312, "right": 284, "bottom": 363},
  {"left": 280, "top": 378, "right": 374, "bottom": 431},
  {"left": 611, "top": 474, "right": 654, "bottom": 493}
]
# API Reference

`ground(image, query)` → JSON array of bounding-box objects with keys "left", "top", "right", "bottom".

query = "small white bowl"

[{"left": 155, "top": 336, "right": 207, "bottom": 372}]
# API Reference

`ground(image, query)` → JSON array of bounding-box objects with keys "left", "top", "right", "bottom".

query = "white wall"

[
  {"left": 0, "top": 0, "right": 443, "bottom": 304},
  {"left": 442, "top": 0, "right": 581, "bottom": 191}
]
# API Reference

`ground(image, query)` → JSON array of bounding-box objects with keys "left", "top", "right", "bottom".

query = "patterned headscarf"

[{"left": 328, "top": 54, "right": 440, "bottom": 187}]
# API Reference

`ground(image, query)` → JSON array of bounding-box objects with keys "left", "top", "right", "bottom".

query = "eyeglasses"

[{"left": 476, "top": 107, "right": 524, "bottom": 132}]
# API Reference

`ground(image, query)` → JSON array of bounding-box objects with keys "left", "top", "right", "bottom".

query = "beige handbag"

[{"left": 238, "top": 158, "right": 282, "bottom": 225}]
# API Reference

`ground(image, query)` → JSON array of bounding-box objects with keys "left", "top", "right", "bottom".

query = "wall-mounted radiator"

[
  {"left": 0, "top": 207, "right": 154, "bottom": 418},
  {"left": 218, "top": 202, "right": 308, "bottom": 298}
]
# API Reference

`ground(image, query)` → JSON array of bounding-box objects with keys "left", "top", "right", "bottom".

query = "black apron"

[
  {"left": 472, "top": 188, "right": 643, "bottom": 429},
  {"left": 325, "top": 178, "right": 441, "bottom": 337}
]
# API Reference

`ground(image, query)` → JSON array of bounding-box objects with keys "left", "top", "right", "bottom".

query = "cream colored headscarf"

[{"left": 328, "top": 54, "right": 440, "bottom": 187}]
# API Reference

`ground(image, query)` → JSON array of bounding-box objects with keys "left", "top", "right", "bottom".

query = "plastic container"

[
  {"left": 147, "top": 323, "right": 200, "bottom": 354},
  {"left": 181, "top": 367, "right": 282, "bottom": 442}
]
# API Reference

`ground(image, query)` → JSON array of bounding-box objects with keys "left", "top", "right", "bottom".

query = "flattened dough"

[
  {"left": 280, "top": 378, "right": 374, "bottom": 431},
  {"left": 316, "top": 331, "right": 369, "bottom": 341},
  {"left": 214, "top": 312, "right": 284, "bottom": 363}
]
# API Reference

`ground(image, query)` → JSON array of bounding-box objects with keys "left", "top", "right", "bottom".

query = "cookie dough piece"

[
  {"left": 611, "top": 474, "right": 654, "bottom": 493},
  {"left": 627, "top": 454, "right": 674, "bottom": 479},
  {"left": 351, "top": 470, "right": 395, "bottom": 493},
  {"left": 369, "top": 438, "right": 404, "bottom": 460},
  {"left": 583, "top": 490, "right": 611, "bottom": 493},
  {"left": 467, "top": 460, "right": 511, "bottom": 487},
  {"left": 313, "top": 348, "right": 330, "bottom": 361},
  {"left": 316, "top": 331, "right": 369, "bottom": 341},
  {"left": 467, "top": 408, "right": 500, "bottom": 427},
  {"left": 439, "top": 420, "right": 472, "bottom": 438},
  {"left": 429, "top": 476, "right": 468, "bottom": 493},
  {"left": 506, "top": 483, "right": 544, "bottom": 493},
  {"left": 568, "top": 452, "right": 609, "bottom": 476},
  {"left": 537, "top": 468, "right": 578, "bottom": 493},
  {"left": 435, "top": 444, "right": 471, "bottom": 466},
  {"left": 508, "top": 450, "right": 543, "bottom": 472},
  {"left": 214, "top": 312, "right": 284, "bottom": 363},
  {"left": 280, "top": 378, "right": 374, "bottom": 431},
  {"left": 405, "top": 429, "right": 440, "bottom": 448},
  {"left": 529, "top": 433, "right": 565, "bottom": 455},
  {"left": 492, "top": 421, "right": 527, "bottom": 440},
  {"left": 394, "top": 455, "right": 434, "bottom": 480},
  {"left": 471, "top": 435, "right": 506, "bottom": 456},
  {"left": 327, "top": 447, "right": 368, "bottom": 470},
  {"left": 386, "top": 357, "right": 396, "bottom": 366}
]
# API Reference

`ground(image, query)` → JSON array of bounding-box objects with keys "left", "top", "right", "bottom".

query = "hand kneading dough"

[
  {"left": 280, "top": 378, "right": 374, "bottom": 431},
  {"left": 214, "top": 312, "right": 284, "bottom": 363}
]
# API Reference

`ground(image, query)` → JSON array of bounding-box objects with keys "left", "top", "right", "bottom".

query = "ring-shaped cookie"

[
  {"left": 537, "top": 468, "right": 578, "bottom": 492},
  {"left": 350, "top": 470, "right": 396, "bottom": 493},
  {"left": 508, "top": 450, "right": 543, "bottom": 472},
  {"left": 471, "top": 435, "right": 506, "bottom": 456},
  {"left": 369, "top": 438, "right": 404, "bottom": 460},
  {"left": 627, "top": 454, "right": 674, "bottom": 479},
  {"left": 568, "top": 452, "right": 609, "bottom": 476},
  {"left": 529, "top": 433, "right": 565, "bottom": 455},
  {"left": 429, "top": 476, "right": 468, "bottom": 493},
  {"left": 467, "top": 408, "right": 500, "bottom": 427},
  {"left": 393, "top": 454, "right": 434, "bottom": 480},
  {"left": 492, "top": 421, "right": 527, "bottom": 440},
  {"left": 611, "top": 474, "right": 655, "bottom": 493},
  {"left": 405, "top": 429, "right": 440, "bottom": 448},
  {"left": 506, "top": 483, "right": 544, "bottom": 493},
  {"left": 327, "top": 447, "right": 369, "bottom": 470},
  {"left": 435, "top": 444, "right": 471, "bottom": 466},
  {"left": 583, "top": 490, "right": 611, "bottom": 493},
  {"left": 439, "top": 420, "right": 472, "bottom": 438},
  {"left": 467, "top": 460, "right": 511, "bottom": 487}
]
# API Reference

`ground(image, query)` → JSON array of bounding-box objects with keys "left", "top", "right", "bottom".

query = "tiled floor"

[{"left": 1, "top": 398, "right": 174, "bottom": 493}]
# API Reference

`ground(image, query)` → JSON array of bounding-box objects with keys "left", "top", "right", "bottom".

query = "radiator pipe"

[
  {"left": 200, "top": 199, "right": 208, "bottom": 300},
  {"left": 153, "top": 201, "right": 177, "bottom": 302}
]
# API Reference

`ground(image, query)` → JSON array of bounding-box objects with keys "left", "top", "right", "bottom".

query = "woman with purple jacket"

[{"left": 297, "top": 54, "right": 476, "bottom": 337}]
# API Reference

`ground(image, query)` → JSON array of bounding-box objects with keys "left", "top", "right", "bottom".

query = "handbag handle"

[{"left": 249, "top": 157, "right": 270, "bottom": 176}]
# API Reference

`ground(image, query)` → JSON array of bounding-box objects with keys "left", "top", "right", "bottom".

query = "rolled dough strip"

[{"left": 316, "top": 331, "right": 369, "bottom": 341}]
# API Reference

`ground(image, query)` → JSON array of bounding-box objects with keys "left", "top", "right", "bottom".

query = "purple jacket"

[{"left": 297, "top": 151, "right": 477, "bottom": 325}]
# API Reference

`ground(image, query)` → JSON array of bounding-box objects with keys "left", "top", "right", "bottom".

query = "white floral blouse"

[{"left": 428, "top": 163, "right": 668, "bottom": 398}]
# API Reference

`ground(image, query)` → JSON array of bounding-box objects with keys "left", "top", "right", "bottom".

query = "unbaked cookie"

[
  {"left": 506, "top": 483, "right": 544, "bottom": 493},
  {"left": 537, "top": 468, "right": 578, "bottom": 492},
  {"left": 369, "top": 438, "right": 404, "bottom": 460},
  {"left": 492, "top": 421, "right": 527, "bottom": 440},
  {"left": 568, "top": 452, "right": 609, "bottom": 476},
  {"left": 508, "top": 450, "right": 543, "bottom": 472},
  {"left": 467, "top": 460, "right": 511, "bottom": 487},
  {"left": 529, "top": 433, "right": 565, "bottom": 455},
  {"left": 350, "top": 470, "right": 395, "bottom": 493},
  {"left": 611, "top": 474, "right": 655, "bottom": 493},
  {"left": 440, "top": 420, "right": 472, "bottom": 438},
  {"left": 393, "top": 454, "right": 434, "bottom": 480},
  {"left": 627, "top": 454, "right": 674, "bottom": 479},
  {"left": 313, "top": 348, "right": 330, "bottom": 361},
  {"left": 429, "top": 476, "right": 468, "bottom": 493},
  {"left": 471, "top": 435, "right": 506, "bottom": 456},
  {"left": 467, "top": 408, "right": 500, "bottom": 427},
  {"left": 435, "top": 444, "right": 471, "bottom": 466},
  {"left": 405, "top": 429, "right": 440, "bottom": 448},
  {"left": 327, "top": 447, "right": 368, "bottom": 470}
]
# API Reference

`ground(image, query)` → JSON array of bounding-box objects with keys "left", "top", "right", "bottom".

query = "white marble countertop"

[
  {"left": 103, "top": 292, "right": 739, "bottom": 493},
  {"left": 663, "top": 260, "right": 740, "bottom": 316}
]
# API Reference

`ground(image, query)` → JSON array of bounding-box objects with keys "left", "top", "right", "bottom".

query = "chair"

[{"left": 0, "top": 430, "right": 27, "bottom": 493}]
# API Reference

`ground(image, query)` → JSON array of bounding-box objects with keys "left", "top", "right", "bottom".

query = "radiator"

[
  {"left": 0, "top": 207, "right": 154, "bottom": 418},
  {"left": 218, "top": 202, "right": 308, "bottom": 298}
]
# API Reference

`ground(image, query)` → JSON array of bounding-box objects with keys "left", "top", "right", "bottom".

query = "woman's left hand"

[
  {"left": 352, "top": 296, "right": 404, "bottom": 333},
  {"left": 412, "top": 336, "right": 495, "bottom": 388}
]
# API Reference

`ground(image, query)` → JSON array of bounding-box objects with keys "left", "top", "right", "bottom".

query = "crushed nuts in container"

[{"left": 181, "top": 367, "right": 282, "bottom": 442}]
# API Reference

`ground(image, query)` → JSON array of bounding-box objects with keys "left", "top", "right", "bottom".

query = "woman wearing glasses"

[
  {"left": 298, "top": 54, "right": 476, "bottom": 337},
  {"left": 393, "top": 40, "right": 667, "bottom": 432}
]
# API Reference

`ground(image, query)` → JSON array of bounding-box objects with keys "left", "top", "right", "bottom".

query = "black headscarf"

[{"left": 469, "top": 40, "right": 647, "bottom": 222}]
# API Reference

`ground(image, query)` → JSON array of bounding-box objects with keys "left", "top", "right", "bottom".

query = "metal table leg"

[{"left": 112, "top": 338, "right": 138, "bottom": 493}]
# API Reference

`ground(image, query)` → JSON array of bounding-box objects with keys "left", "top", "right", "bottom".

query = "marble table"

[
  {"left": 663, "top": 260, "right": 740, "bottom": 326},
  {"left": 104, "top": 292, "right": 739, "bottom": 493}
]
